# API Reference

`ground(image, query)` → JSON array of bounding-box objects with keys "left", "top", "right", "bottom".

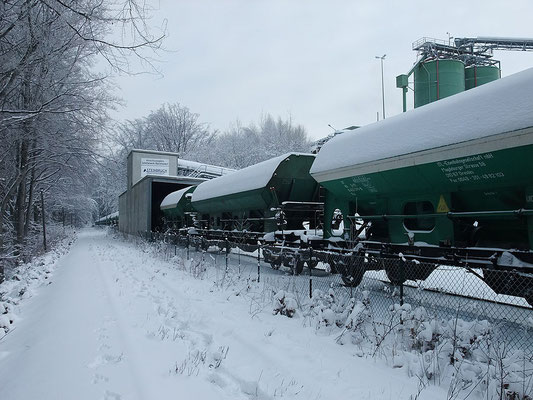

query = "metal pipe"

[
  {"left": 351, "top": 209, "right": 533, "bottom": 220},
  {"left": 375, "top": 54, "right": 386, "bottom": 119},
  {"left": 421, "top": 62, "right": 432, "bottom": 106},
  {"left": 436, "top": 59, "right": 440, "bottom": 100}
]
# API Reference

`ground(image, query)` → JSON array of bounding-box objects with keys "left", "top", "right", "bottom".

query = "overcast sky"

[{"left": 110, "top": 0, "right": 533, "bottom": 141}]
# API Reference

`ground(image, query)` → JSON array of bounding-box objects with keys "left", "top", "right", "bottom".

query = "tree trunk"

[
  {"left": 15, "top": 138, "right": 29, "bottom": 245},
  {"left": 15, "top": 49, "right": 34, "bottom": 248},
  {"left": 24, "top": 166, "right": 35, "bottom": 236},
  {"left": 0, "top": 207, "right": 5, "bottom": 254},
  {"left": 0, "top": 172, "right": 28, "bottom": 253}
]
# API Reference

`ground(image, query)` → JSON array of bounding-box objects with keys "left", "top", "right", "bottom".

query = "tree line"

[
  {"left": 111, "top": 103, "right": 309, "bottom": 169},
  {"left": 100, "top": 105, "right": 311, "bottom": 220},
  {"left": 0, "top": 0, "right": 312, "bottom": 272}
]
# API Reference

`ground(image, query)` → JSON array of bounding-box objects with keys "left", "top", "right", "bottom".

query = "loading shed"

[{"left": 118, "top": 149, "right": 208, "bottom": 235}]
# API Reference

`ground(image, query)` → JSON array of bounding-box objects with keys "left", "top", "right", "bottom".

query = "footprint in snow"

[
  {"left": 208, "top": 372, "right": 228, "bottom": 388},
  {"left": 98, "top": 343, "right": 111, "bottom": 351},
  {"left": 103, "top": 390, "right": 121, "bottom": 400},
  {"left": 88, "top": 353, "right": 124, "bottom": 368},
  {"left": 91, "top": 373, "right": 109, "bottom": 384}
]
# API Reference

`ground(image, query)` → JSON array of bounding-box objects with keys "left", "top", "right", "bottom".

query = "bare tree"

[
  {"left": 112, "top": 102, "right": 216, "bottom": 157},
  {"left": 209, "top": 114, "right": 311, "bottom": 169},
  {"left": 0, "top": 0, "right": 165, "bottom": 268},
  {"left": 147, "top": 103, "right": 215, "bottom": 155}
]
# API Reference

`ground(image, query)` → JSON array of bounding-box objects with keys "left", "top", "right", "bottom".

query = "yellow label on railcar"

[{"left": 437, "top": 195, "right": 450, "bottom": 213}]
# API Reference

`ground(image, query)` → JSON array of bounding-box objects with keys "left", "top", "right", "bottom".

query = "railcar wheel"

[
  {"left": 289, "top": 258, "right": 305, "bottom": 275},
  {"left": 328, "top": 262, "right": 339, "bottom": 274},
  {"left": 340, "top": 267, "right": 364, "bottom": 287},
  {"left": 385, "top": 264, "right": 406, "bottom": 286},
  {"left": 333, "top": 259, "right": 364, "bottom": 287},
  {"left": 270, "top": 262, "right": 281, "bottom": 270},
  {"left": 294, "top": 260, "right": 304, "bottom": 275},
  {"left": 340, "top": 255, "right": 367, "bottom": 287},
  {"left": 193, "top": 240, "right": 201, "bottom": 251},
  {"left": 263, "top": 252, "right": 272, "bottom": 263}
]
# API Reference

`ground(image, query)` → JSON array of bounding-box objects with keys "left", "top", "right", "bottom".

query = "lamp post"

[
  {"left": 446, "top": 32, "right": 453, "bottom": 46},
  {"left": 375, "top": 54, "right": 386, "bottom": 119}
]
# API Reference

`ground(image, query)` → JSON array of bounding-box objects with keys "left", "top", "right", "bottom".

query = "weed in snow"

[
  {"left": 273, "top": 290, "right": 298, "bottom": 318},
  {"left": 171, "top": 346, "right": 229, "bottom": 377}
]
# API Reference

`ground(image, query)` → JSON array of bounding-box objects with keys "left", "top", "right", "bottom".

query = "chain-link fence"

[{"left": 137, "top": 230, "right": 533, "bottom": 354}]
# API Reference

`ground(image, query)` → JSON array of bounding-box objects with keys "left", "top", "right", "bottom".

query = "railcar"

[
  {"left": 190, "top": 152, "right": 320, "bottom": 249},
  {"left": 161, "top": 153, "right": 322, "bottom": 258},
  {"left": 95, "top": 211, "right": 119, "bottom": 226},
  {"left": 160, "top": 186, "right": 196, "bottom": 230},
  {"left": 311, "top": 67, "right": 533, "bottom": 304}
]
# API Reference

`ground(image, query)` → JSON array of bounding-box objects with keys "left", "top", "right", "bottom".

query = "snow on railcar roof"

[
  {"left": 310, "top": 68, "right": 533, "bottom": 180},
  {"left": 96, "top": 211, "right": 118, "bottom": 223},
  {"left": 192, "top": 153, "right": 314, "bottom": 202},
  {"left": 160, "top": 186, "right": 195, "bottom": 210}
]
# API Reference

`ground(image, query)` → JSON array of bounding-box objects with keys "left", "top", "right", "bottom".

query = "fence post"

[
  {"left": 225, "top": 238, "right": 229, "bottom": 273},
  {"left": 257, "top": 242, "right": 261, "bottom": 283},
  {"left": 309, "top": 247, "right": 313, "bottom": 298},
  {"left": 349, "top": 256, "right": 353, "bottom": 298},
  {"left": 400, "top": 260, "right": 405, "bottom": 306},
  {"left": 186, "top": 233, "right": 190, "bottom": 260},
  {"left": 41, "top": 190, "right": 47, "bottom": 251}
]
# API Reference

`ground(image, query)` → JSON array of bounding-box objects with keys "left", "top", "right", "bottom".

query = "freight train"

[{"left": 161, "top": 68, "right": 533, "bottom": 305}]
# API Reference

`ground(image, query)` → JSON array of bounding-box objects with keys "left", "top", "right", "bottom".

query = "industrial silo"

[
  {"left": 413, "top": 59, "right": 465, "bottom": 108},
  {"left": 465, "top": 65, "right": 500, "bottom": 90}
]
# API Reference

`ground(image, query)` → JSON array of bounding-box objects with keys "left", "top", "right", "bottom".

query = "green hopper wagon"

[
  {"left": 160, "top": 186, "right": 197, "bottom": 230},
  {"left": 311, "top": 68, "right": 533, "bottom": 303},
  {"left": 191, "top": 153, "right": 320, "bottom": 234}
]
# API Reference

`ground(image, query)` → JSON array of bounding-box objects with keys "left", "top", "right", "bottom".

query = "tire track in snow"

[
  {"left": 91, "top": 237, "right": 248, "bottom": 399},
  {"left": 87, "top": 238, "right": 155, "bottom": 400}
]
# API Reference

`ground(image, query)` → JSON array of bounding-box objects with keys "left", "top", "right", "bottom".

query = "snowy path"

[{"left": 0, "top": 229, "right": 448, "bottom": 399}]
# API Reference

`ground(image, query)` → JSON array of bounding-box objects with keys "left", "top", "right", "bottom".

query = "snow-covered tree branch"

[{"left": 0, "top": 0, "right": 165, "bottom": 270}]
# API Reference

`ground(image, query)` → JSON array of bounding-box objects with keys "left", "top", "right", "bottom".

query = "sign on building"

[{"left": 141, "top": 158, "right": 170, "bottom": 178}]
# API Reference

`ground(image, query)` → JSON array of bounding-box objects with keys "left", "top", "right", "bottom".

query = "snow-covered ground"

[{"left": 0, "top": 229, "right": 530, "bottom": 399}]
